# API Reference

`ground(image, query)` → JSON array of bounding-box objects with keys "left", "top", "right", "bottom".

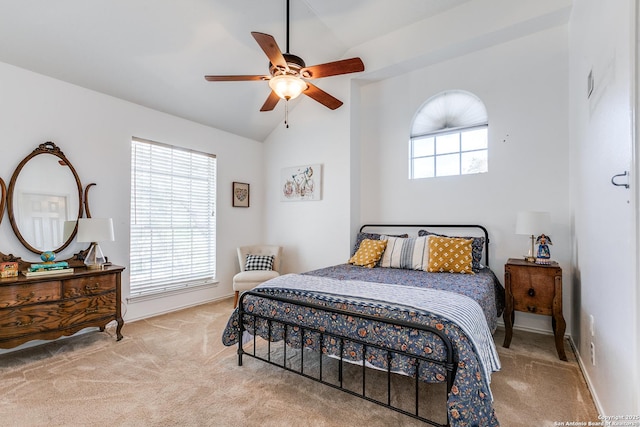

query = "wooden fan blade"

[
  {"left": 204, "top": 75, "right": 268, "bottom": 81},
  {"left": 251, "top": 32, "right": 289, "bottom": 71},
  {"left": 301, "top": 57, "right": 364, "bottom": 79},
  {"left": 303, "top": 83, "right": 343, "bottom": 110},
  {"left": 260, "top": 91, "right": 281, "bottom": 112}
]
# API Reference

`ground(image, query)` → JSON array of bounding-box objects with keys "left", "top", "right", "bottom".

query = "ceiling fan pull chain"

[{"left": 285, "top": 100, "right": 289, "bottom": 128}]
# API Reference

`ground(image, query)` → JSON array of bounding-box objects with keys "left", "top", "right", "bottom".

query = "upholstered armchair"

[{"left": 232, "top": 245, "right": 282, "bottom": 307}]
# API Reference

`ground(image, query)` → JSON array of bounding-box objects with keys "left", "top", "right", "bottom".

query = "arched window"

[{"left": 409, "top": 90, "right": 488, "bottom": 179}]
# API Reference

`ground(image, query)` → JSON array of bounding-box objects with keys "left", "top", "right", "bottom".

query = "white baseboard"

[
  {"left": 567, "top": 336, "right": 604, "bottom": 417},
  {"left": 496, "top": 319, "right": 564, "bottom": 336},
  {"left": 124, "top": 294, "right": 233, "bottom": 323}
]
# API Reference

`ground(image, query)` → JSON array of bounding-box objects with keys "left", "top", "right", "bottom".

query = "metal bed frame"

[{"left": 236, "top": 224, "right": 491, "bottom": 427}]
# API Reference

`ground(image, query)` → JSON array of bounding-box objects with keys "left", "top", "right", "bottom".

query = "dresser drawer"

[
  {"left": 0, "top": 303, "right": 62, "bottom": 339},
  {"left": 62, "top": 275, "right": 116, "bottom": 298},
  {"left": 0, "top": 281, "right": 61, "bottom": 308},
  {"left": 512, "top": 287, "right": 554, "bottom": 314},
  {"left": 58, "top": 293, "right": 117, "bottom": 326},
  {"left": 507, "top": 265, "right": 556, "bottom": 315}
]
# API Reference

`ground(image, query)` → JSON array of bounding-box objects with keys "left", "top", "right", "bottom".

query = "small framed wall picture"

[{"left": 232, "top": 182, "right": 250, "bottom": 207}]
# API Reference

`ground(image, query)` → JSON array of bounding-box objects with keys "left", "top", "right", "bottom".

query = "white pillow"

[{"left": 380, "top": 236, "right": 430, "bottom": 270}]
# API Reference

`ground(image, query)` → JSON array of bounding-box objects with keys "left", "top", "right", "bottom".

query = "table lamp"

[
  {"left": 77, "top": 218, "right": 114, "bottom": 269},
  {"left": 515, "top": 211, "right": 550, "bottom": 262}
]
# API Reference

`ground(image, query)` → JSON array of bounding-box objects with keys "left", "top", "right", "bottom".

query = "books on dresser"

[
  {"left": 21, "top": 260, "right": 72, "bottom": 277},
  {"left": 22, "top": 267, "right": 74, "bottom": 277}
]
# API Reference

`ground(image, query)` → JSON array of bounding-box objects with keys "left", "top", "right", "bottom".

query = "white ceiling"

[{"left": 0, "top": 0, "right": 568, "bottom": 141}]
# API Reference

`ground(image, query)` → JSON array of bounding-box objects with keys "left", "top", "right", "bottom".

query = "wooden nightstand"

[{"left": 502, "top": 258, "right": 567, "bottom": 360}]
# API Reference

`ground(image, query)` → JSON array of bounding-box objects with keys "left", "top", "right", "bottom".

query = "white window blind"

[
  {"left": 130, "top": 137, "right": 216, "bottom": 297},
  {"left": 410, "top": 90, "right": 488, "bottom": 179}
]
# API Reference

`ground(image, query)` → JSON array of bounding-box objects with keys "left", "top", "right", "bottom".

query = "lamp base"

[
  {"left": 524, "top": 256, "right": 536, "bottom": 263},
  {"left": 84, "top": 243, "right": 107, "bottom": 270}
]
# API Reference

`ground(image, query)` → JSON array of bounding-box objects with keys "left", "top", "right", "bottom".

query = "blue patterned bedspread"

[
  {"left": 304, "top": 264, "right": 504, "bottom": 333},
  {"left": 222, "top": 266, "right": 503, "bottom": 426}
]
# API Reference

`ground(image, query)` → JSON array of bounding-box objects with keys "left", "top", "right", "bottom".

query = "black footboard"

[{"left": 237, "top": 290, "right": 458, "bottom": 427}]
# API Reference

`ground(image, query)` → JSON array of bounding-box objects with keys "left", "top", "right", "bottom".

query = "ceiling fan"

[{"left": 204, "top": 0, "right": 365, "bottom": 113}]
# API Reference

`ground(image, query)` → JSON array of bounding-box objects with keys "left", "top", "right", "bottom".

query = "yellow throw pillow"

[
  {"left": 348, "top": 238, "right": 388, "bottom": 268},
  {"left": 427, "top": 236, "right": 474, "bottom": 274}
]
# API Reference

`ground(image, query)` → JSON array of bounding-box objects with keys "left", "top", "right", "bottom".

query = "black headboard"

[{"left": 359, "top": 224, "right": 490, "bottom": 268}]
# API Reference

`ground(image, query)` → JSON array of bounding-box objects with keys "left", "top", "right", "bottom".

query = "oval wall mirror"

[{"left": 7, "top": 142, "right": 84, "bottom": 254}]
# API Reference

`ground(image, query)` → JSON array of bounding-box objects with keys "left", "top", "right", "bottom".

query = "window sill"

[{"left": 127, "top": 280, "right": 219, "bottom": 304}]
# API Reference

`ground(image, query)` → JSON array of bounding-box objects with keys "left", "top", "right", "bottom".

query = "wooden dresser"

[{"left": 0, "top": 265, "right": 124, "bottom": 349}]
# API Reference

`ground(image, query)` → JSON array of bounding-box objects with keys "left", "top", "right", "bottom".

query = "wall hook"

[{"left": 611, "top": 171, "right": 629, "bottom": 189}]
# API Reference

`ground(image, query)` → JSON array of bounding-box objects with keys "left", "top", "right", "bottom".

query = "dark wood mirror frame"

[
  {"left": 1, "top": 141, "right": 95, "bottom": 269},
  {"left": 0, "top": 178, "right": 6, "bottom": 230}
]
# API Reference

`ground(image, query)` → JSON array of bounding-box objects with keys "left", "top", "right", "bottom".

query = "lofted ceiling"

[{"left": 0, "top": 0, "right": 569, "bottom": 142}]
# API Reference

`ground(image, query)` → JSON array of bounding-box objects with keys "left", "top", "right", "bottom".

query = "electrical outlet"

[
  {"left": 590, "top": 315, "right": 595, "bottom": 337},
  {"left": 590, "top": 342, "right": 596, "bottom": 366}
]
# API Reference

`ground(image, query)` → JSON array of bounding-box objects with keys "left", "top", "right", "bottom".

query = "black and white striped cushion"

[
  {"left": 379, "top": 236, "right": 430, "bottom": 270},
  {"left": 245, "top": 254, "right": 275, "bottom": 271}
]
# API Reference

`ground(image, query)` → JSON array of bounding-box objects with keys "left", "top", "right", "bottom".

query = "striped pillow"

[{"left": 379, "top": 236, "right": 430, "bottom": 270}]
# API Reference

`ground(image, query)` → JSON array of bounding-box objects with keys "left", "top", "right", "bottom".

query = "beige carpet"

[{"left": 0, "top": 299, "right": 598, "bottom": 427}]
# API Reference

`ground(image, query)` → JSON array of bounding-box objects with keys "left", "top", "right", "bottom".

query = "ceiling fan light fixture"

[{"left": 269, "top": 74, "right": 307, "bottom": 100}]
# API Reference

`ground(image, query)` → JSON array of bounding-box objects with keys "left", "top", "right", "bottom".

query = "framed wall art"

[
  {"left": 280, "top": 164, "right": 322, "bottom": 202},
  {"left": 232, "top": 182, "right": 250, "bottom": 207}
]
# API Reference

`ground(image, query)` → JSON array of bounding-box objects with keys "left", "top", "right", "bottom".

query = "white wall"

[
  {"left": 0, "top": 61, "right": 264, "bottom": 328},
  {"left": 263, "top": 77, "right": 354, "bottom": 273},
  {"left": 568, "top": 0, "right": 639, "bottom": 417}
]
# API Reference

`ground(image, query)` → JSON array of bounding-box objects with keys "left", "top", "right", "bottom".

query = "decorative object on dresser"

[
  {"left": 535, "top": 233, "right": 553, "bottom": 264},
  {"left": 515, "top": 211, "right": 551, "bottom": 263},
  {"left": 23, "top": 253, "right": 73, "bottom": 277},
  {"left": 0, "top": 262, "right": 18, "bottom": 278},
  {"left": 0, "top": 265, "right": 125, "bottom": 349},
  {"left": 502, "top": 258, "right": 567, "bottom": 360},
  {"left": 76, "top": 218, "right": 115, "bottom": 269}
]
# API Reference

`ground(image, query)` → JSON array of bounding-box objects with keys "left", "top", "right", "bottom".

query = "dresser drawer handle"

[
  {"left": 16, "top": 320, "right": 34, "bottom": 327},
  {"left": 86, "top": 307, "right": 99, "bottom": 314},
  {"left": 17, "top": 292, "right": 36, "bottom": 301},
  {"left": 527, "top": 306, "right": 537, "bottom": 313},
  {"left": 527, "top": 288, "right": 535, "bottom": 297},
  {"left": 85, "top": 284, "right": 100, "bottom": 292}
]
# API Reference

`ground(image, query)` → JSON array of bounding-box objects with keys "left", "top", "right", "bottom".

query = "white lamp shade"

[
  {"left": 76, "top": 218, "right": 115, "bottom": 243},
  {"left": 516, "top": 211, "right": 551, "bottom": 235}
]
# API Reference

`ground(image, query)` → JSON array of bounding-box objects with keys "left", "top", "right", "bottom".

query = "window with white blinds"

[
  {"left": 130, "top": 137, "right": 217, "bottom": 298},
  {"left": 410, "top": 90, "right": 488, "bottom": 179}
]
